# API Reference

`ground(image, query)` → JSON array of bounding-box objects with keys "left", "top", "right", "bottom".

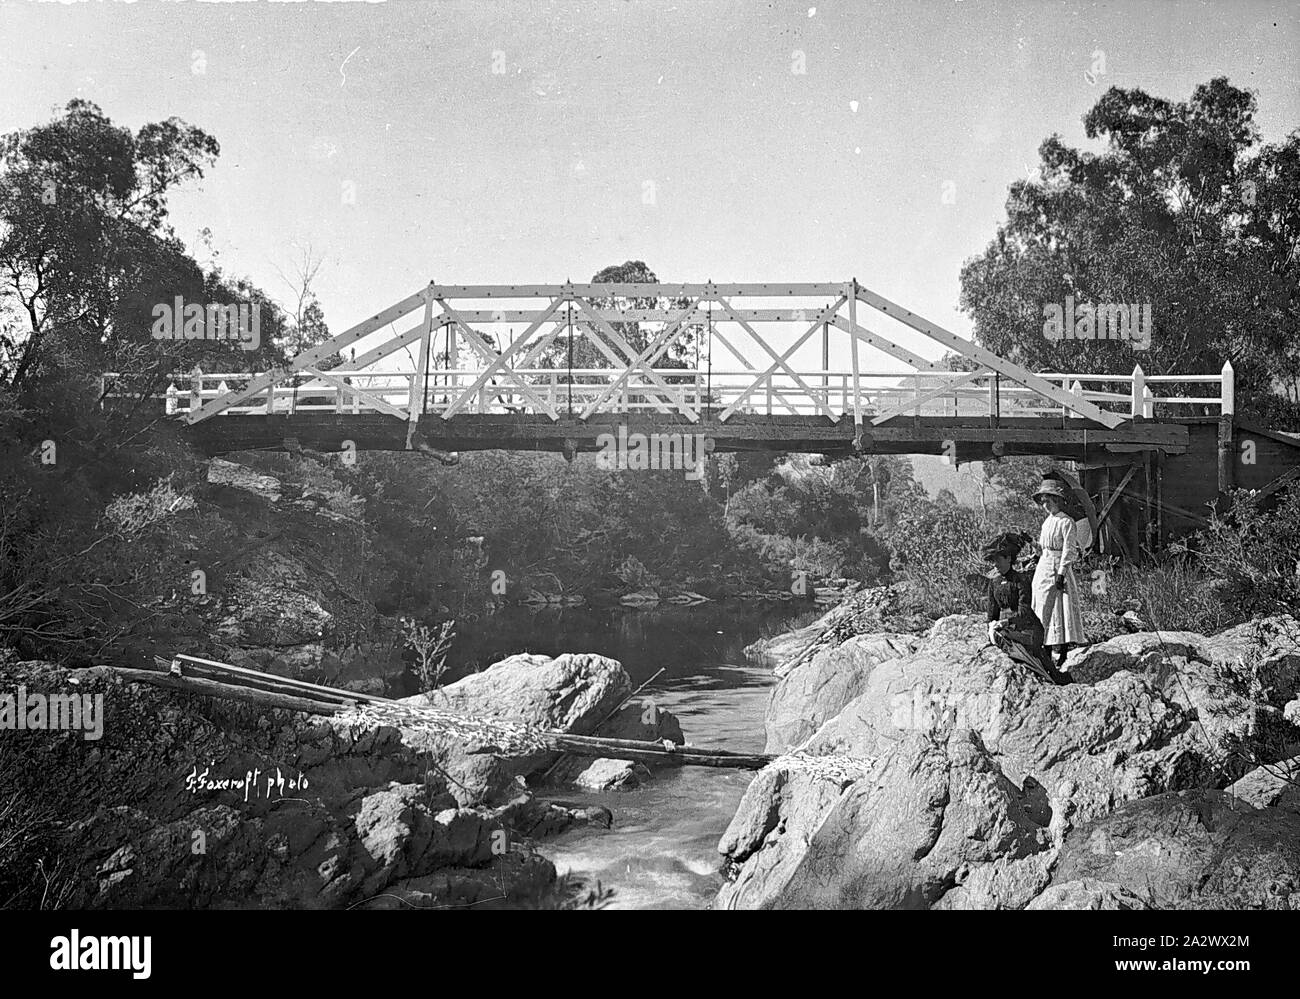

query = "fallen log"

[
  {"left": 151, "top": 657, "right": 364, "bottom": 709},
  {"left": 158, "top": 654, "right": 392, "bottom": 707},
  {"left": 117, "top": 655, "right": 779, "bottom": 771},
  {"left": 545, "top": 732, "right": 773, "bottom": 770},
  {"left": 115, "top": 667, "right": 347, "bottom": 716}
]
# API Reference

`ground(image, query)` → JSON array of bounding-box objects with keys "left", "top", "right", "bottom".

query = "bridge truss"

[{"left": 171, "top": 280, "right": 1175, "bottom": 437}]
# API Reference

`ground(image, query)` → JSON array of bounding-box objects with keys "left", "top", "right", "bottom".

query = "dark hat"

[
  {"left": 1033, "top": 477, "right": 1070, "bottom": 502},
  {"left": 981, "top": 530, "right": 1029, "bottom": 562}
]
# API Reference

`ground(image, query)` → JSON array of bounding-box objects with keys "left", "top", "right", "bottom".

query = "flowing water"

[{"left": 446, "top": 602, "right": 816, "bottom": 910}]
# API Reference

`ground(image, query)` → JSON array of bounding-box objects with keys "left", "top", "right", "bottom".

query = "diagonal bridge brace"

[
  {"left": 718, "top": 298, "right": 845, "bottom": 420},
  {"left": 714, "top": 296, "right": 838, "bottom": 419},
  {"left": 578, "top": 297, "right": 703, "bottom": 419},
  {"left": 186, "top": 287, "right": 430, "bottom": 424},
  {"left": 438, "top": 298, "right": 564, "bottom": 420},
  {"left": 853, "top": 284, "right": 1125, "bottom": 429},
  {"left": 571, "top": 296, "right": 700, "bottom": 422}
]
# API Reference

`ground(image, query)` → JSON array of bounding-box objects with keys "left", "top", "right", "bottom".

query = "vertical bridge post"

[
  {"left": 847, "top": 278, "right": 862, "bottom": 443},
  {"left": 405, "top": 286, "right": 435, "bottom": 449},
  {"left": 1217, "top": 359, "right": 1235, "bottom": 493}
]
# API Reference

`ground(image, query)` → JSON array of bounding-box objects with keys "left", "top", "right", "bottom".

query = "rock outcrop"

[
  {"left": 1226, "top": 756, "right": 1300, "bottom": 812},
  {"left": 718, "top": 729, "right": 1049, "bottom": 909},
  {"left": 0, "top": 655, "right": 622, "bottom": 910},
  {"left": 422, "top": 652, "right": 630, "bottom": 735},
  {"left": 1050, "top": 790, "right": 1300, "bottom": 909},
  {"left": 764, "top": 633, "right": 921, "bottom": 754},
  {"left": 720, "top": 612, "right": 1300, "bottom": 909}
]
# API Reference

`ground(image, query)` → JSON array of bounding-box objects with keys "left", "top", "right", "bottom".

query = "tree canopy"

[{"left": 959, "top": 78, "right": 1299, "bottom": 424}]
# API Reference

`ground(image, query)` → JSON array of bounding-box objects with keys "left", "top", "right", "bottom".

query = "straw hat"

[{"left": 1033, "top": 477, "right": 1070, "bottom": 503}]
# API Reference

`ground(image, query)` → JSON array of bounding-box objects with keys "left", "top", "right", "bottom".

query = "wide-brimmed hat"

[
  {"left": 981, "top": 530, "right": 1030, "bottom": 562},
  {"left": 1032, "top": 478, "right": 1070, "bottom": 503}
]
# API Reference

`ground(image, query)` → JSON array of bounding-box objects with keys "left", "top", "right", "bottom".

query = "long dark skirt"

[{"left": 993, "top": 627, "right": 1070, "bottom": 685}]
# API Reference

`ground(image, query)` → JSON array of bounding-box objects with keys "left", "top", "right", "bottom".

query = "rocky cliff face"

[
  {"left": 720, "top": 612, "right": 1300, "bottom": 909},
  {"left": 142, "top": 454, "right": 406, "bottom": 690}
]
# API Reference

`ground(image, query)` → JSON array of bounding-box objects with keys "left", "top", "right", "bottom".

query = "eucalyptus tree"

[{"left": 959, "top": 78, "right": 1299, "bottom": 424}]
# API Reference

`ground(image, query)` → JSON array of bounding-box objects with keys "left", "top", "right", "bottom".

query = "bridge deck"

[{"left": 179, "top": 410, "right": 1190, "bottom": 461}]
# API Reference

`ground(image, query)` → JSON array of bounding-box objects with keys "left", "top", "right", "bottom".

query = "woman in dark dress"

[{"left": 982, "top": 531, "right": 1071, "bottom": 685}]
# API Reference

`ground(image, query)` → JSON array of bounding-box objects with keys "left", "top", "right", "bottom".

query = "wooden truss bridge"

[{"left": 105, "top": 279, "right": 1299, "bottom": 553}]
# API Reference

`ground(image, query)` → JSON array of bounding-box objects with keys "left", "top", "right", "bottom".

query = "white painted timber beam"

[
  {"left": 185, "top": 286, "right": 429, "bottom": 424},
  {"left": 406, "top": 297, "right": 435, "bottom": 430},
  {"left": 413, "top": 308, "right": 854, "bottom": 324},
  {"left": 439, "top": 299, "right": 564, "bottom": 420},
  {"left": 425, "top": 283, "right": 844, "bottom": 298},
  {"left": 827, "top": 315, "right": 938, "bottom": 370},
  {"left": 853, "top": 286, "right": 1125, "bottom": 428},
  {"left": 870, "top": 368, "right": 988, "bottom": 425},
  {"left": 714, "top": 297, "right": 836, "bottom": 419},
  {"left": 718, "top": 298, "right": 845, "bottom": 420}
]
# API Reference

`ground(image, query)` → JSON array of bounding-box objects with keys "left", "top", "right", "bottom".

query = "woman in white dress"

[{"left": 1030, "top": 477, "right": 1085, "bottom": 673}]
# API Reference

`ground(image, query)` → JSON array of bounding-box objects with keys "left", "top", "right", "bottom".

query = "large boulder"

[
  {"left": 743, "top": 615, "right": 830, "bottom": 671},
  {"left": 1226, "top": 756, "right": 1300, "bottom": 813},
  {"left": 1026, "top": 879, "right": 1149, "bottom": 910},
  {"left": 765, "top": 633, "right": 921, "bottom": 754},
  {"left": 716, "top": 728, "right": 1050, "bottom": 909},
  {"left": 392, "top": 653, "right": 633, "bottom": 801},
  {"left": 930, "top": 852, "right": 1056, "bottom": 910},
  {"left": 417, "top": 652, "right": 630, "bottom": 735}
]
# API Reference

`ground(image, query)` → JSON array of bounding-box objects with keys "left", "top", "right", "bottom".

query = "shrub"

[{"left": 101, "top": 475, "right": 195, "bottom": 535}]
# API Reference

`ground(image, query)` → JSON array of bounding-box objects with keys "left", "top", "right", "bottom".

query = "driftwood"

[{"left": 112, "top": 656, "right": 776, "bottom": 771}]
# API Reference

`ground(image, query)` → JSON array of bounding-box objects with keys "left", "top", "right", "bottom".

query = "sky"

[{"left": 1, "top": 0, "right": 1297, "bottom": 372}]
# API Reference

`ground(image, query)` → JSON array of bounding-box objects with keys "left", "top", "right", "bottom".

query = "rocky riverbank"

[
  {"left": 0, "top": 648, "right": 683, "bottom": 909},
  {"left": 721, "top": 611, "right": 1300, "bottom": 909}
]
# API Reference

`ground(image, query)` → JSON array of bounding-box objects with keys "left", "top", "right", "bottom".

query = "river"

[{"left": 446, "top": 602, "right": 817, "bottom": 910}]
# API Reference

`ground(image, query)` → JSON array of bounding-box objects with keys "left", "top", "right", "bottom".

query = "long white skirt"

[{"left": 1031, "top": 551, "right": 1085, "bottom": 646}]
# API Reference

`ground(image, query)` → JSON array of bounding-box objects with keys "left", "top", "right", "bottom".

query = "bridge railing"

[{"left": 104, "top": 360, "right": 1233, "bottom": 422}]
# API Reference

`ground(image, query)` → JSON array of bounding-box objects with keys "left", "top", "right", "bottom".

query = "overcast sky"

[{"left": 1, "top": 0, "right": 1297, "bottom": 370}]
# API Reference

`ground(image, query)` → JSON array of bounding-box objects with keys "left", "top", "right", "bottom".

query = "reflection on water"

[
  {"left": 440, "top": 603, "right": 816, "bottom": 910},
  {"left": 435, "top": 603, "right": 817, "bottom": 688}
]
